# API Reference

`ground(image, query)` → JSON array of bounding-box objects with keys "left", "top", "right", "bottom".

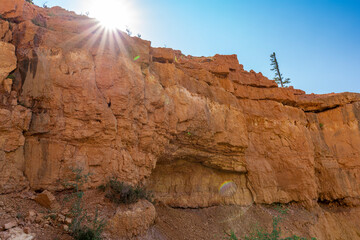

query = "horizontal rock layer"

[{"left": 0, "top": 0, "right": 359, "bottom": 212}]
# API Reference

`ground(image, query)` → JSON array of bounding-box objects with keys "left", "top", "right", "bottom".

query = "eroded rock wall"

[
  {"left": 0, "top": 29, "right": 32, "bottom": 193},
  {"left": 0, "top": 0, "right": 360, "bottom": 213}
]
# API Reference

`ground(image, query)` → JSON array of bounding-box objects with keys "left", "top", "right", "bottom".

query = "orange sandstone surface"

[{"left": 1, "top": 1, "right": 360, "bottom": 239}]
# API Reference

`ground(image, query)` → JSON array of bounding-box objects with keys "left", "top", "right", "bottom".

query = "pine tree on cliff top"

[{"left": 270, "top": 52, "right": 291, "bottom": 87}]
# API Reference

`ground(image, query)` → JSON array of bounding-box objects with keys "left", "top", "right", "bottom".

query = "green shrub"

[
  {"left": 273, "top": 204, "right": 289, "bottom": 215},
  {"left": 125, "top": 26, "right": 132, "bottom": 36},
  {"left": 225, "top": 206, "right": 317, "bottom": 240},
  {"left": 7, "top": 74, "right": 16, "bottom": 80},
  {"left": 16, "top": 213, "right": 24, "bottom": 220},
  {"left": 26, "top": 0, "right": 34, "bottom": 4},
  {"left": 64, "top": 168, "right": 106, "bottom": 240},
  {"left": 242, "top": 215, "right": 283, "bottom": 240},
  {"left": 31, "top": 18, "right": 46, "bottom": 28},
  {"left": 319, "top": 123, "right": 324, "bottom": 130},
  {"left": 44, "top": 213, "right": 57, "bottom": 221},
  {"left": 226, "top": 231, "right": 238, "bottom": 240},
  {"left": 99, "top": 178, "right": 153, "bottom": 204},
  {"left": 71, "top": 209, "right": 105, "bottom": 240}
]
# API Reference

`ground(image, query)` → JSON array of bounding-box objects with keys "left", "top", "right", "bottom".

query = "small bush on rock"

[
  {"left": 31, "top": 18, "right": 46, "bottom": 27},
  {"left": 99, "top": 178, "right": 153, "bottom": 204},
  {"left": 64, "top": 168, "right": 106, "bottom": 240},
  {"left": 7, "top": 74, "right": 16, "bottom": 80}
]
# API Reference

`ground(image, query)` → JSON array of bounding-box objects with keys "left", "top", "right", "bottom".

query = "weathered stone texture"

[
  {"left": 107, "top": 200, "right": 156, "bottom": 238},
  {"left": 0, "top": 0, "right": 360, "bottom": 211},
  {"left": 0, "top": 40, "right": 31, "bottom": 193}
]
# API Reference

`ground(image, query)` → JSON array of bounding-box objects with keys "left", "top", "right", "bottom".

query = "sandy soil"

[{"left": 1, "top": 190, "right": 359, "bottom": 240}]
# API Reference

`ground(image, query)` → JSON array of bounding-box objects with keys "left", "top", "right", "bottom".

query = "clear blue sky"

[{"left": 34, "top": 0, "right": 360, "bottom": 94}]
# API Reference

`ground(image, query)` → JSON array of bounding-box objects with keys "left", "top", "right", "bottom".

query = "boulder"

[
  {"left": 5, "top": 227, "right": 34, "bottom": 240},
  {"left": 0, "top": 20, "right": 12, "bottom": 42},
  {"left": 3, "top": 221, "right": 17, "bottom": 230},
  {"left": 151, "top": 47, "right": 175, "bottom": 63},
  {"left": 0, "top": 42, "right": 16, "bottom": 82},
  {"left": 3, "top": 78, "right": 12, "bottom": 93},
  {"left": 34, "top": 190, "right": 60, "bottom": 210},
  {"left": 0, "top": 0, "right": 38, "bottom": 22},
  {"left": 0, "top": 104, "right": 32, "bottom": 194},
  {"left": 106, "top": 200, "right": 156, "bottom": 238}
]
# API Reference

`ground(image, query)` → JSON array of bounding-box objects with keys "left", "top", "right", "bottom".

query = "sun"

[{"left": 88, "top": 0, "right": 139, "bottom": 30}]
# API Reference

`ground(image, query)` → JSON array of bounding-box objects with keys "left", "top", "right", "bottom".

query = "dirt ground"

[
  {"left": 143, "top": 203, "right": 315, "bottom": 240},
  {"left": 1, "top": 190, "right": 359, "bottom": 240},
  {"left": 0, "top": 189, "right": 117, "bottom": 240},
  {"left": 143, "top": 202, "right": 360, "bottom": 240}
]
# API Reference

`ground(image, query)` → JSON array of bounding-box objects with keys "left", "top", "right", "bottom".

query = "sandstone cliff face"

[
  {"left": 0, "top": 31, "right": 32, "bottom": 193},
  {"left": 1, "top": 0, "right": 360, "bottom": 213}
]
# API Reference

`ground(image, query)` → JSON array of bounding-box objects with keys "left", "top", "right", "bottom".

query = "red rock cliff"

[{"left": 1, "top": 0, "right": 360, "bottom": 214}]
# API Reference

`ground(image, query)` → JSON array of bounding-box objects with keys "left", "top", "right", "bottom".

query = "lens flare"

[
  {"left": 219, "top": 181, "right": 237, "bottom": 197},
  {"left": 87, "top": 0, "right": 139, "bottom": 31}
]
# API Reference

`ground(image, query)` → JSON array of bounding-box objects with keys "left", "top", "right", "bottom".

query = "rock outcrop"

[
  {"left": 107, "top": 200, "right": 156, "bottom": 238},
  {"left": 1, "top": 1, "right": 360, "bottom": 238},
  {"left": 0, "top": 38, "right": 32, "bottom": 194}
]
